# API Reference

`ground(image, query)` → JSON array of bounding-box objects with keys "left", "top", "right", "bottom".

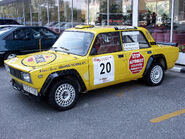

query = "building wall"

[{"left": 0, "top": 0, "right": 184, "bottom": 45}]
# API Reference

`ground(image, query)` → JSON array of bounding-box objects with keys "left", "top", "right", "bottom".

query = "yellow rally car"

[{"left": 4, "top": 25, "right": 179, "bottom": 110}]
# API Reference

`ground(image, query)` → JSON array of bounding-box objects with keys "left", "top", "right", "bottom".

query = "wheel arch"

[
  {"left": 143, "top": 54, "right": 167, "bottom": 76},
  {"left": 40, "top": 69, "right": 87, "bottom": 96},
  {"left": 3, "top": 51, "right": 19, "bottom": 60}
]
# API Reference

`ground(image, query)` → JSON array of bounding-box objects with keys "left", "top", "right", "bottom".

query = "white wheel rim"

[
  {"left": 55, "top": 83, "right": 76, "bottom": 107},
  {"left": 150, "top": 65, "right": 163, "bottom": 84},
  {"left": 7, "top": 54, "right": 16, "bottom": 59}
]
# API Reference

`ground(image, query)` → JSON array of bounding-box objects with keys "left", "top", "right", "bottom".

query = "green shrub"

[{"left": 179, "top": 45, "right": 185, "bottom": 53}]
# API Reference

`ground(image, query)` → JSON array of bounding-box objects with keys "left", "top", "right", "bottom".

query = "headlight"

[
  {"left": 21, "top": 72, "right": 32, "bottom": 83},
  {"left": 4, "top": 64, "right": 10, "bottom": 73}
]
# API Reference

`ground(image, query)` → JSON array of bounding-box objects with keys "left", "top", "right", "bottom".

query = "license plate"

[{"left": 23, "top": 84, "right": 38, "bottom": 96}]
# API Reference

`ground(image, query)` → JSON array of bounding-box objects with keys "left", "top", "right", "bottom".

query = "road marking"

[
  {"left": 150, "top": 108, "right": 185, "bottom": 123},
  {"left": 116, "top": 92, "right": 124, "bottom": 97}
]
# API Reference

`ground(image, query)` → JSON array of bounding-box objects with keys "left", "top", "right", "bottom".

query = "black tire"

[
  {"left": 4, "top": 52, "right": 17, "bottom": 60},
  {"left": 48, "top": 79, "right": 79, "bottom": 111},
  {"left": 144, "top": 63, "right": 164, "bottom": 86}
]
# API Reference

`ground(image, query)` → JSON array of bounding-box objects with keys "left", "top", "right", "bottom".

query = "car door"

[
  {"left": 5, "top": 27, "right": 37, "bottom": 53},
  {"left": 121, "top": 30, "right": 154, "bottom": 80},
  {"left": 32, "top": 27, "right": 58, "bottom": 51},
  {"left": 88, "top": 32, "right": 127, "bottom": 90}
]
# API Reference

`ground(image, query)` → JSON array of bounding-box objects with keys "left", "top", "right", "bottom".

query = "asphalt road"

[{"left": 0, "top": 67, "right": 185, "bottom": 139}]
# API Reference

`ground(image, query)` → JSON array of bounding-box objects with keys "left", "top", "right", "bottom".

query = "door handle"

[
  {"left": 147, "top": 51, "right": 152, "bottom": 54},
  {"left": 118, "top": 54, "right": 124, "bottom": 58}
]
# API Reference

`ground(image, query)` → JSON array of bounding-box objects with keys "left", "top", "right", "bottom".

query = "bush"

[{"left": 179, "top": 45, "right": 185, "bottom": 53}]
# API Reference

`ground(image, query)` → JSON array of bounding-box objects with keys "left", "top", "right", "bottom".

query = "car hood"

[{"left": 5, "top": 51, "right": 80, "bottom": 72}]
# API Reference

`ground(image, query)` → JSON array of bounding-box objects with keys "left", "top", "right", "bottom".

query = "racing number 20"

[{"left": 100, "top": 62, "right": 111, "bottom": 74}]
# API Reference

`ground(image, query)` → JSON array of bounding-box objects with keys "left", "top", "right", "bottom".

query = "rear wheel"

[
  {"left": 48, "top": 79, "right": 79, "bottom": 111},
  {"left": 144, "top": 63, "right": 164, "bottom": 86}
]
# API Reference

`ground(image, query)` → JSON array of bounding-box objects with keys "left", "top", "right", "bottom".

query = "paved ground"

[{"left": 0, "top": 66, "right": 185, "bottom": 139}]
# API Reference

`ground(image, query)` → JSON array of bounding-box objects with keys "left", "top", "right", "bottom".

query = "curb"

[{"left": 170, "top": 66, "right": 185, "bottom": 73}]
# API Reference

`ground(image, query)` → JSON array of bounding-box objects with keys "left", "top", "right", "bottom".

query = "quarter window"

[
  {"left": 122, "top": 31, "right": 150, "bottom": 51},
  {"left": 91, "top": 32, "right": 122, "bottom": 55}
]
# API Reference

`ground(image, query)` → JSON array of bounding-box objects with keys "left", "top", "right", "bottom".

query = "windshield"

[
  {"left": 52, "top": 31, "right": 94, "bottom": 56},
  {"left": 0, "top": 28, "right": 12, "bottom": 35}
]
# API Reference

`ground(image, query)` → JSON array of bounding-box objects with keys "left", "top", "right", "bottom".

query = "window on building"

[
  {"left": 89, "top": 0, "right": 132, "bottom": 26},
  {"left": 138, "top": 0, "right": 170, "bottom": 43},
  {"left": 173, "top": 0, "right": 185, "bottom": 47}
]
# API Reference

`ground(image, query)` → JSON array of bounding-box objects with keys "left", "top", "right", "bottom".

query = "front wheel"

[
  {"left": 144, "top": 63, "right": 164, "bottom": 86},
  {"left": 48, "top": 79, "right": 79, "bottom": 111}
]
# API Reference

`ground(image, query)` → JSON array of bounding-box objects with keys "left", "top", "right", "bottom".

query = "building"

[{"left": 0, "top": 0, "right": 184, "bottom": 45}]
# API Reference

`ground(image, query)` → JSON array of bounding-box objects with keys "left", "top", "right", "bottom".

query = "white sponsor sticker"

[
  {"left": 122, "top": 31, "right": 139, "bottom": 36},
  {"left": 23, "top": 84, "right": 38, "bottom": 96},
  {"left": 123, "top": 42, "right": 139, "bottom": 51},
  {"left": 93, "top": 55, "right": 115, "bottom": 85}
]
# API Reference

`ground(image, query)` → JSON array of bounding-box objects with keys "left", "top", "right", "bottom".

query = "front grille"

[{"left": 9, "top": 67, "right": 22, "bottom": 80}]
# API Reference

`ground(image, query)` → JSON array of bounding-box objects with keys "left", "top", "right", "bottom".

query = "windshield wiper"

[
  {"left": 53, "top": 47, "right": 70, "bottom": 54},
  {"left": 60, "top": 47, "right": 69, "bottom": 51}
]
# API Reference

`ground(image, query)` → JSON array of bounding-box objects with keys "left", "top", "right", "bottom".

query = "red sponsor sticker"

[
  {"left": 45, "top": 55, "right": 52, "bottom": 59},
  {"left": 27, "top": 57, "right": 34, "bottom": 62},
  {"left": 129, "top": 52, "right": 144, "bottom": 74}
]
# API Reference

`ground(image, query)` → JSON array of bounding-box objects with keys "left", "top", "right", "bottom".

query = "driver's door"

[{"left": 88, "top": 32, "right": 127, "bottom": 90}]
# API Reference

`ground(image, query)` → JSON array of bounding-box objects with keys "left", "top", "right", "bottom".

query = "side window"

[
  {"left": 13, "top": 28, "right": 31, "bottom": 40},
  {"left": 122, "top": 31, "right": 150, "bottom": 51},
  {"left": 32, "top": 29, "right": 41, "bottom": 39},
  {"left": 91, "top": 32, "right": 122, "bottom": 55},
  {"left": 32, "top": 28, "right": 57, "bottom": 39}
]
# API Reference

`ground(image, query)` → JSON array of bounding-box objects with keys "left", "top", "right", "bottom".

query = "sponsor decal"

[
  {"left": 93, "top": 55, "right": 114, "bottom": 85},
  {"left": 34, "top": 55, "right": 46, "bottom": 64},
  {"left": 45, "top": 55, "right": 52, "bottom": 59},
  {"left": 58, "top": 61, "right": 86, "bottom": 69},
  {"left": 129, "top": 52, "right": 144, "bottom": 74},
  {"left": 122, "top": 31, "right": 139, "bottom": 36},
  {"left": 22, "top": 53, "right": 57, "bottom": 67},
  {"left": 27, "top": 57, "right": 34, "bottom": 62},
  {"left": 83, "top": 71, "right": 89, "bottom": 81}
]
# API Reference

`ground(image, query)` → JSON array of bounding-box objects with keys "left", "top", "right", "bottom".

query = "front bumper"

[{"left": 11, "top": 79, "right": 39, "bottom": 96}]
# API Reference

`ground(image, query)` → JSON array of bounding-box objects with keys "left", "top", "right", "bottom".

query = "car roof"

[
  {"left": 67, "top": 25, "right": 145, "bottom": 34},
  {"left": 0, "top": 25, "right": 23, "bottom": 27}
]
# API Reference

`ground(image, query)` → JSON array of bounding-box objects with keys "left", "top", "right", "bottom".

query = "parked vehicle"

[
  {"left": 0, "top": 19, "right": 20, "bottom": 25},
  {"left": 0, "top": 25, "right": 23, "bottom": 30},
  {"left": 49, "top": 22, "right": 67, "bottom": 33},
  {"left": 44, "top": 22, "right": 58, "bottom": 28},
  {"left": 4, "top": 25, "right": 179, "bottom": 111},
  {"left": 0, "top": 26, "right": 59, "bottom": 62},
  {"left": 50, "top": 22, "right": 81, "bottom": 33}
]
